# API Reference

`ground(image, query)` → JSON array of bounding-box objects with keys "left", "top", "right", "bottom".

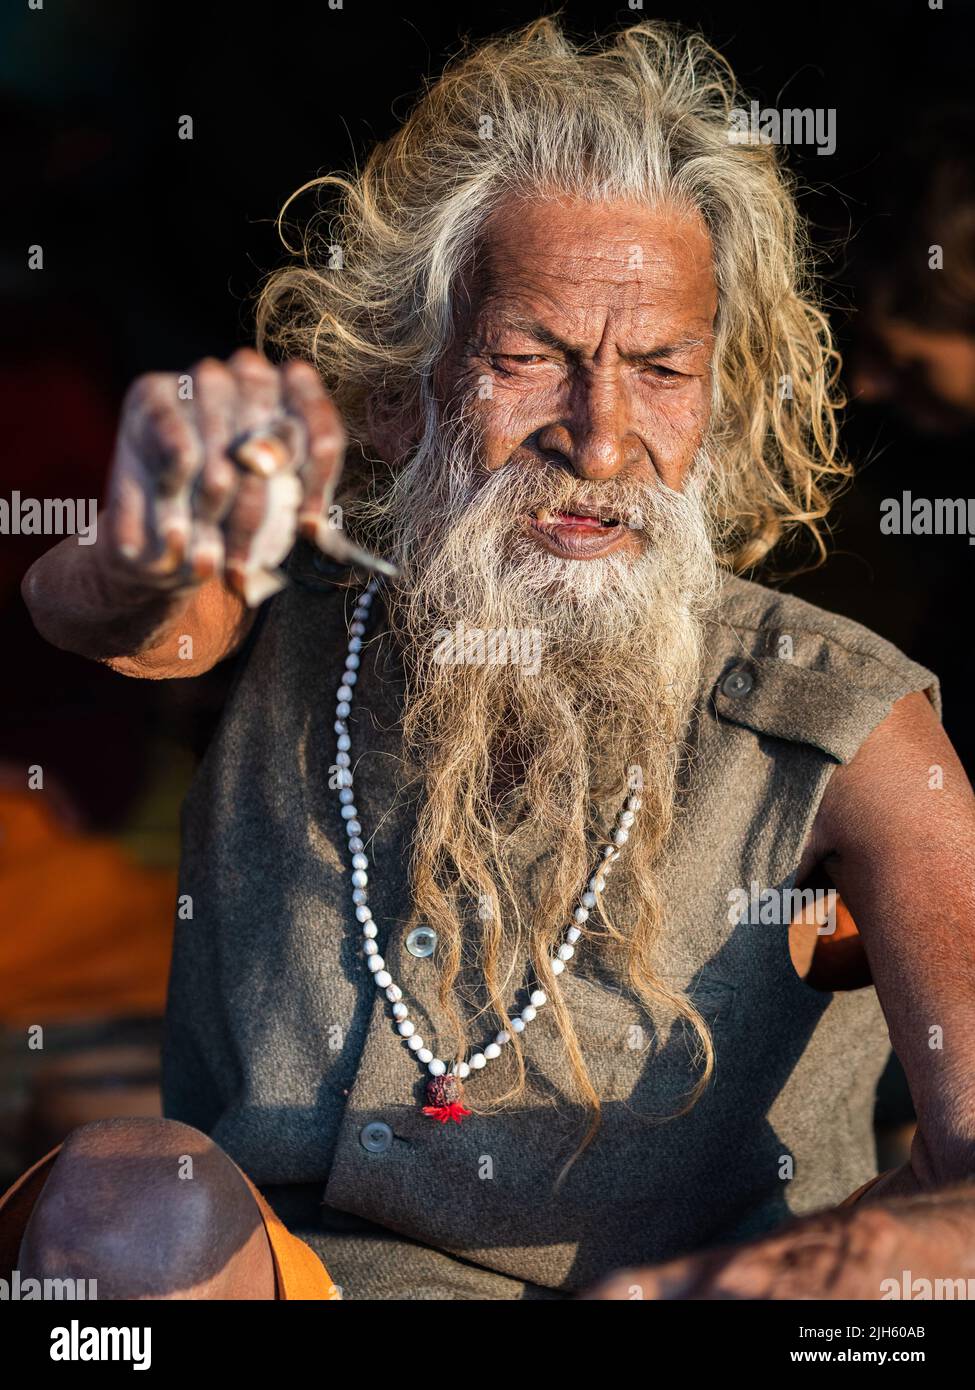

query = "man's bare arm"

[
  {"left": 814, "top": 689, "right": 975, "bottom": 1189},
  {"left": 587, "top": 689, "right": 975, "bottom": 1299},
  {"left": 22, "top": 527, "right": 253, "bottom": 678}
]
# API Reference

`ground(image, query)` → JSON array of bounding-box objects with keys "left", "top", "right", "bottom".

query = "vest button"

[
  {"left": 406, "top": 926, "right": 437, "bottom": 958},
  {"left": 720, "top": 667, "right": 754, "bottom": 698},
  {"left": 359, "top": 1121, "right": 393, "bottom": 1153}
]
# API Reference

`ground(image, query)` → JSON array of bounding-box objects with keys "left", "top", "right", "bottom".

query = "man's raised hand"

[{"left": 104, "top": 348, "right": 354, "bottom": 606}]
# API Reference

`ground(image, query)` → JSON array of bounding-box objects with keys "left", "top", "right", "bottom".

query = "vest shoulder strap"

[{"left": 706, "top": 574, "right": 941, "bottom": 764}]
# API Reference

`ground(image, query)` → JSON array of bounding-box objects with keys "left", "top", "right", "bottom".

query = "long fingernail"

[{"left": 231, "top": 434, "right": 291, "bottom": 477}]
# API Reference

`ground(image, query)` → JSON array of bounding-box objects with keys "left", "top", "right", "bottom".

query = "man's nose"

[{"left": 535, "top": 381, "right": 645, "bottom": 479}]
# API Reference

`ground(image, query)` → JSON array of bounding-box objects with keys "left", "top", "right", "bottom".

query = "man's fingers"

[
  {"left": 187, "top": 519, "right": 225, "bottom": 584},
  {"left": 190, "top": 350, "right": 285, "bottom": 581},
  {"left": 228, "top": 347, "right": 284, "bottom": 433},
  {"left": 122, "top": 375, "right": 205, "bottom": 570},
  {"left": 108, "top": 471, "right": 149, "bottom": 561},
  {"left": 223, "top": 473, "right": 272, "bottom": 594},
  {"left": 130, "top": 376, "right": 204, "bottom": 504},
  {"left": 191, "top": 358, "right": 240, "bottom": 525},
  {"left": 225, "top": 348, "right": 293, "bottom": 478},
  {"left": 281, "top": 360, "right": 347, "bottom": 545},
  {"left": 185, "top": 358, "right": 241, "bottom": 580},
  {"left": 108, "top": 455, "right": 190, "bottom": 580},
  {"left": 223, "top": 470, "right": 303, "bottom": 603}
]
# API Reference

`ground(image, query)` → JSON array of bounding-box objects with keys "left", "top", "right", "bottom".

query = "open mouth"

[
  {"left": 525, "top": 506, "right": 629, "bottom": 558},
  {"left": 530, "top": 507, "right": 622, "bottom": 529}
]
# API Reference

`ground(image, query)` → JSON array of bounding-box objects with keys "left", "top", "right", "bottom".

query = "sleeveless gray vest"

[{"left": 161, "top": 542, "right": 941, "bottom": 1299}]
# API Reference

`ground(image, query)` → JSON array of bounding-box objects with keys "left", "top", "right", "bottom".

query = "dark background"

[
  {"left": 3, "top": 0, "right": 973, "bottom": 820},
  {"left": 0, "top": 1, "right": 971, "bottom": 1170}
]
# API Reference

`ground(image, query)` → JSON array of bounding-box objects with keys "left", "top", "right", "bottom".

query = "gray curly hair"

[{"left": 257, "top": 15, "right": 848, "bottom": 571}]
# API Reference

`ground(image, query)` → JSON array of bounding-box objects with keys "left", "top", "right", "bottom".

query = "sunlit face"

[{"left": 437, "top": 194, "right": 719, "bottom": 563}]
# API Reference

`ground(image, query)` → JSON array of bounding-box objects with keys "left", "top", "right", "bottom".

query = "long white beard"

[
  {"left": 343, "top": 401, "right": 722, "bottom": 848},
  {"left": 340, "top": 405, "right": 723, "bottom": 1091}
]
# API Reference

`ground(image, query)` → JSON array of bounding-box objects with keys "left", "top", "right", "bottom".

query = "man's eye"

[
  {"left": 492, "top": 354, "right": 548, "bottom": 368},
  {"left": 642, "top": 363, "right": 682, "bottom": 380}
]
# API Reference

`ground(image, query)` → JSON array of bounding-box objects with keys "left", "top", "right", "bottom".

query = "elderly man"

[{"left": 6, "top": 19, "right": 975, "bottom": 1301}]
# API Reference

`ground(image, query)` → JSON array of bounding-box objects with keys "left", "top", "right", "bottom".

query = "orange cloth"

[
  {"left": 0, "top": 788, "right": 175, "bottom": 1023},
  {"left": 0, "top": 1144, "right": 339, "bottom": 1300}
]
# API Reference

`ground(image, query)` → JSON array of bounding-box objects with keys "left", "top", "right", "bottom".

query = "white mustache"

[
  {"left": 439, "top": 426, "right": 714, "bottom": 542},
  {"left": 447, "top": 468, "right": 704, "bottom": 537}
]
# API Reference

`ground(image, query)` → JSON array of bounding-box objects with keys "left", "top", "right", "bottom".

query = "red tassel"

[
  {"left": 423, "top": 1073, "right": 470, "bottom": 1122},
  {"left": 422, "top": 1101, "right": 472, "bottom": 1124}
]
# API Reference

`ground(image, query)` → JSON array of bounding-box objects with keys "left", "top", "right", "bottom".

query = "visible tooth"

[{"left": 535, "top": 507, "right": 553, "bottom": 524}]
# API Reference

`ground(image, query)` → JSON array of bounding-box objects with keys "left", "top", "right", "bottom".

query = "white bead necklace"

[{"left": 334, "top": 577, "right": 643, "bottom": 1123}]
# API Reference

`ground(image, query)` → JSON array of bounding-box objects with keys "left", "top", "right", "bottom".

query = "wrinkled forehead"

[{"left": 458, "top": 194, "right": 718, "bottom": 334}]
